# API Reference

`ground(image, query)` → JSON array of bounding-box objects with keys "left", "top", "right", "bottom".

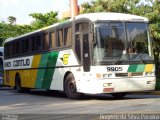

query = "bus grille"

[{"left": 115, "top": 72, "right": 143, "bottom": 77}]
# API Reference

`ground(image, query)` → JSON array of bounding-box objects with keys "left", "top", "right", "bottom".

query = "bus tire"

[
  {"left": 111, "top": 92, "right": 127, "bottom": 98},
  {"left": 15, "top": 74, "right": 23, "bottom": 93},
  {"left": 64, "top": 73, "right": 81, "bottom": 99}
]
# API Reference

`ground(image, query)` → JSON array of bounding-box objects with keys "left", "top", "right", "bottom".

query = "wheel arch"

[{"left": 15, "top": 72, "right": 20, "bottom": 87}]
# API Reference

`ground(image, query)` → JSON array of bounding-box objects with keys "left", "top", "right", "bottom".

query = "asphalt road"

[{"left": 0, "top": 87, "right": 160, "bottom": 120}]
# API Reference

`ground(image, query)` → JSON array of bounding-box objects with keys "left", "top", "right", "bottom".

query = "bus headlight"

[
  {"left": 144, "top": 72, "right": 154, "bottom": 76},
  {"left": 103, "top": 83, "right": 113, "bottom": 87}
]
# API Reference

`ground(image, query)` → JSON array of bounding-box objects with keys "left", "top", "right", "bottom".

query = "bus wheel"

[
  {"left": 64, "top": 73, "right": 81, "bottom": 99},
  {"left": 15, "top": 74, "right": 23, "bottom": 93},
  {"left": 111, "top": 93, "right": 127, "bottom": 98}
]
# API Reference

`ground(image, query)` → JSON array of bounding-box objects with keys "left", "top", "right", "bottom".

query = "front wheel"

[{"left": 64, "top": 73, "right": 81, "bottom": 99}]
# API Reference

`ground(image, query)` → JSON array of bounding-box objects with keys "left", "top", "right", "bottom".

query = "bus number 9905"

[{"left": 107, "top": 67, "right": 123, "bottom": 72}]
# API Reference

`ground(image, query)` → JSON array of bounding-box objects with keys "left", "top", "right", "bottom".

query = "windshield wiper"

[
  {"left": 141, "top": 59, "right": 154, "bottom": 64},
  {"left": 140, "top": 59, "right": 146, "bottom": 64}
]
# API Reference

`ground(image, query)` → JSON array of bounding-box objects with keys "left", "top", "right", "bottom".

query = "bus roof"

[
  {"left": 74, "top": 12, "right": 148, "bottom": 22},
  {"left": 4, "top": 12, "right": 148, "bottom": 43}
]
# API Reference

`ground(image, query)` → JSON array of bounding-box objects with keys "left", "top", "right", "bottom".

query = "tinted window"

[
  {"left": 57, "top": 29, "right": 63, "bottom": 47},
  {"left": 35, "top": 35, "right": 41, "bottom": 51},
  {"left": 43, "top": 33, "right": 49, "bottom": 50},
  {"left": 126, "top": 23, "right": 148, "bottom": 54},
  {"left": 75, "top": 34, "right": 81, "bottom": 62},
  {"left": 51, "top": 31, "right": 56, "bottom": 49},
  {"left": 24, "top": 39, "right": 30, "bottom": 53},
  {"left": 76, "top": 22, "right": 89, "bottom": 32},
  {"left": 64, "top": 27, "right": 72, "bottom": 46},
  {"left": 16, "top": 41, "right": 20, "bottom": 54},
  {"left": 31, "top": 36, "right": 36, "bottom": 52}
]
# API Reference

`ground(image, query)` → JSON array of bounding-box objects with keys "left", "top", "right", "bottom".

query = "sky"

[{"left": 0, "top": 0, "right": 92, "bottom": 25}]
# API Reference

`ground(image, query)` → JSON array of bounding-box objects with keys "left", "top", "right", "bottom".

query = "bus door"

[
  {"left": 82, "top": 33, "right": 90, "bottom": 72},
  {"left": 75, "top": 32, "right": 90, "bottom": 72}
]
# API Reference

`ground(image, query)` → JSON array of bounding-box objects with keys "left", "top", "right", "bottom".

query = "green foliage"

[
  {"left": 0, "top": 11, "right": 58, "bottom": 46},
  {"left": 29, "top": 11, "right": 58, "bottom": 30},
  {"left": 7, "top": 16, "right": 16, "bottom": 25},
  {"left": 0, "top": 22, "right": 33, "bottom": 46},
  {"left": 81, "top": 0, "right": 141, "bottom": 13}
]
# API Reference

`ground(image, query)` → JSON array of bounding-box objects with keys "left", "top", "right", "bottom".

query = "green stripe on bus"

[
  {"left": 41, "top": 52, "right": 59, "bottom": 89},
  {"left": 128, "top": 64, "right": 138, "bottom": 72},
  {"left": 136, "top": 64, "right": 145, "bottom": 72},
  {"left": 35, "top": 53, "right": 49, "bottom": 88},
  {"left": 128, "top": 64, "right": 146, "bottom": 72}
]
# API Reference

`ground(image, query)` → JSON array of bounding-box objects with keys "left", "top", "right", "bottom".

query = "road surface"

[{"left": 0, "top": 87, "right": 160, "bottom": 120}]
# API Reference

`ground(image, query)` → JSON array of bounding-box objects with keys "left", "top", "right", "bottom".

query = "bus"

[
  {"left": 3, "top": 13, "right": 156, "bottom": 99},
  {"left": 0, "top": 47, "right": 3, "bottom": 86}
]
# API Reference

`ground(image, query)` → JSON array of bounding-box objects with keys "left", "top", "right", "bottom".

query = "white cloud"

[{"left": 0, "top": 0, "right": 19, "bottom": 7}]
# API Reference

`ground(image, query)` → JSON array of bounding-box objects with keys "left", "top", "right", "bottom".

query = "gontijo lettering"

[
  {"left": 13, "top": 59, "right": 30, "bottom": 67},
  {"left": 4, "top": 61, "right": 11, "bottom": 67}
]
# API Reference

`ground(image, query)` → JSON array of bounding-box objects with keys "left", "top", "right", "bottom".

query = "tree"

[
  {"left": 29, "top": 11, "right": 58, "bottom": 30},
  {"left": 0, "top": 21, "right": 33, "bottom": 46},
  {"left": 0, "top": 11, "right": 59, "bottom": 45},
  {"left": 7, "top": 16, "right": 16, "bottom": 25},
  {"left": 81, "top": 0, "right": 140, "bottom": 14}
]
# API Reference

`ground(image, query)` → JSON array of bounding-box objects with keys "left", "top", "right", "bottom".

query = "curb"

[{"left": 131, "top": 91, "right": 160, "bottom": 95}]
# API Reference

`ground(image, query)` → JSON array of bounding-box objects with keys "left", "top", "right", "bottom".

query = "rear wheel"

[
  {"left": 15, "top": 74, "right": 23, "bottom": 93},
  {"left": 111, "top": 93, "right": 127, "bottom": 98},
  {"left": 64, "top": 73, "right": 81, "bottom": 99}
]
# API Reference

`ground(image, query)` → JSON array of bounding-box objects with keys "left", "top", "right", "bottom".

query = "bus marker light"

[
  {"left": 103, "top": 83, "right": 112, "bottom": 87},
  {"left": 145, "top": 72, "right": 149, "bottom": 76},
  {"left": 128, "top": 72, "right": 132, "bottom": 77},
  {"left": 103, "top": 83, "right": 107, "bottom": 87}
]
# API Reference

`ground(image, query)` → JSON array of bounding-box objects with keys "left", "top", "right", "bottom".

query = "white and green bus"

[{"left": 4, "top": 13, "right": 156, "bottom": 99}]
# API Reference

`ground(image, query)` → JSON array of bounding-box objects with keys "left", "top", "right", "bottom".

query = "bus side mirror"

[{"left": 83, "top": 34, "right": 90, "bottom": 72}]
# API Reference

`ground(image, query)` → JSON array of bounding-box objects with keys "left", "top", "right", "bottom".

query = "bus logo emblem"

[{"left": 60, "top": 54, "right": 70, "bottom": 65}]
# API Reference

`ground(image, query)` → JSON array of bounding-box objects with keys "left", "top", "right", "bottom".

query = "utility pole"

[{"left": 70, "top": 0, "right": 79, "bottom": 18}]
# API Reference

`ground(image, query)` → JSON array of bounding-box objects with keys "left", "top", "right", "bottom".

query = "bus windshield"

[{"left": 93, "top": 22, "right": 153, "bottom": 64}]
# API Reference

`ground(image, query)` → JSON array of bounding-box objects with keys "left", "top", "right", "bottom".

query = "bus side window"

[
  {"left": 10, "top": 41, "right": 20, "bottom": 56},
  {"left": 75, "top": 34, "right": 81, "bottom": 62},
  {"left": 51, "top": 31, "right": 56, "bottom": 49},
  {"left": 22, "top": 40, "right": 25, "bottom": 54},
  {"left": 43, "top": 33, "right": 49, "bottom": 50},
  {"left": 5, "top": 44, "right": 9, "bottom": 58},
  {"left": 76, "top": 22, "right": 89, "bottom": 32},
  {"left": 57, "top": 29, "right": 63, "bottom": 47},
  {"left": 36, "top": 35, "right": 42, "bottom": 51},
  {"left": 64, "top": 27, "right": 72, "bottom": 46},
  {"left": 8, "top": 44, "right": 12, "bottom": 57},
  {"left": 23, "top": 39, "right": 30, "bottom": 54},
  {"left": 16, "top": 41, "right": 20, "bottom": 55},
  {"left": 31, "top": 36, "right": 36, "bottom": 52}
]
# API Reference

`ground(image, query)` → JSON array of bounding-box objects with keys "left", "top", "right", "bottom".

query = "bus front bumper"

[{"left": 76, "top": 76, "right": 156, "bottom": 94}]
